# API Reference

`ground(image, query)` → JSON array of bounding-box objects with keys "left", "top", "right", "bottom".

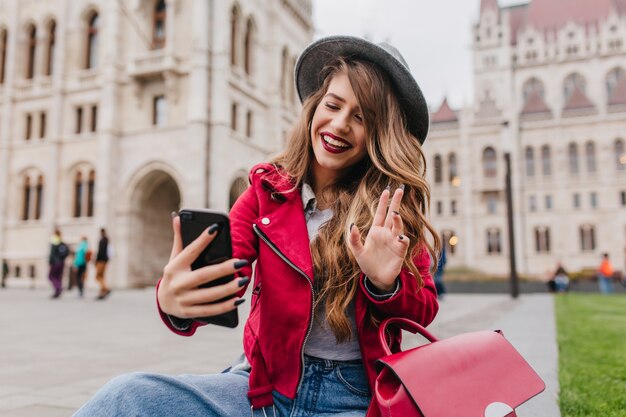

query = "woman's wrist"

[
  {"left": 364, "top": 276, "right": 400, "bottom": 298},
  {"left": 365, "top": 275, "right": 396, "bottom": 293}
]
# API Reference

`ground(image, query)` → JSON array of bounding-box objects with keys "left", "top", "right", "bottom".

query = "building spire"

[{"left": 480, "top": 0, "right": 499, "bottom": 14}]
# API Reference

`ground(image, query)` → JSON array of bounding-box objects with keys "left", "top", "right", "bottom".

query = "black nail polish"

[
  {"left": 398, "top": 235, "right": 404, "bottom": 240},
  {"left": 234, "top": 260, "right": 249, "bottom": 269},
  {"left": 207, "top": 224, "right": 219, "bottom": 235},
  {"left": 238, "top": 277, "right": 250, "bottom": 287},
  {"left": 234, "top": 299, "right": 246, "bottom": 307},
  {"left": 350, "top": 223, "right": 355, "bottom": 231},
  {"left": 392, "top": 211, "right": 400, "bottom": 216}
]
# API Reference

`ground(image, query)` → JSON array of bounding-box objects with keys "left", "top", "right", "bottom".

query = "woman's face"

[{"left": 309, "top": 72, "right": 368, "bottom": 186}]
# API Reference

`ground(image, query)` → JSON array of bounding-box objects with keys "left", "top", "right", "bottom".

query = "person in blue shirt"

[{"left": 73, "top": 236, "right": 89, "bottom": 297}]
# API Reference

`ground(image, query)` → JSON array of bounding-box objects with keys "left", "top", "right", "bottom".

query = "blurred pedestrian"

[
  {"left": 73, "top": 236, "right": 89, "bottom": 298},
  {"left": 434, "top": 246, "right": 447, "bottom": 299},
  {"left": 67, "top": 250, "right": 77, "bottom": 291},
  {"left": 1, "top": 259, "right": 8, "bottom": 288},
  {"left": 552, "top": 262, "right": 569, "bottom": 293},
  {"left": 597, "top": 253, "right": 614, "bottom": 294},
  {"left": 48, "top": 229, "right": 69, "bottom": 299},
  {"left": 95, "top": 228, "right": 111, "bottom": 300}
]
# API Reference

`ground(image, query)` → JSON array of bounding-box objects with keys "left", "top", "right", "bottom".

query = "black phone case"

[{"left": 179, "top": 208, "right": 238, "bottom": 328}]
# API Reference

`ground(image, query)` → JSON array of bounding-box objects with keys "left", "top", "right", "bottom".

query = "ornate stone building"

[
  {"left": 0, "top": 0, "right": 312, "bottom": 288},
  {"left": 426, "top": 0, "right": 626, "bottom": 277}
]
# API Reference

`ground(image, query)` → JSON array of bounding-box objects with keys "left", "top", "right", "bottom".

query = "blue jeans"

[
  {"left": 598, "top": 274, "right": 614, "bottom": 294},
  {"left": 73, "top": 356, "right": 370, "bottom": 416}
]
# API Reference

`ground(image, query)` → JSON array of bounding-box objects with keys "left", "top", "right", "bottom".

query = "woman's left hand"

[{"left": 347, "top": 187, "right": 410, "bottom": 293}]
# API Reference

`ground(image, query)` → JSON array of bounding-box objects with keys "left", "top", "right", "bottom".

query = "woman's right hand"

[{"left": 157, "top": 214, "right": 248, "bottom": 319}]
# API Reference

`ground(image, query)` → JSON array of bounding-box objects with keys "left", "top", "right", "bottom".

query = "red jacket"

[{"left": 158, "top": 163, "right": 439, "bottom": 408}]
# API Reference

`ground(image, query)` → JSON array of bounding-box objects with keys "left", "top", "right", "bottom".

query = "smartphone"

[{"left": 178, "top": 208, "right": 238, "bottom": 328}]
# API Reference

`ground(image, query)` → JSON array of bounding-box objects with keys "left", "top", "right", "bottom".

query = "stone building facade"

[
  {"left": 0, "top": 0, "right": 312, "bottom": 288},
  {"left": 426, "top": 0, "right": 626, "bottom": 278}
]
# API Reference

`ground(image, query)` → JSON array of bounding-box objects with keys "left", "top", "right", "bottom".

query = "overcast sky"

[{"left": 312, "top": 0, "right": 524, "bottom": 111}]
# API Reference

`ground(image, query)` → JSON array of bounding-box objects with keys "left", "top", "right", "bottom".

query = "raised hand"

[
  {"left": 157, "top": 214, "right": 248, "bottom": 319},
  {"left": 347, "top": 187, "right": 410, "bottom": 293}
]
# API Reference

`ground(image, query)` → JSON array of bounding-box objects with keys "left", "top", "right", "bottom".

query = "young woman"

[{"left": 74, "top": 35, "right": 440, "bottom": 417}]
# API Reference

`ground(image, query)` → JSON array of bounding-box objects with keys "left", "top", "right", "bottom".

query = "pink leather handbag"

[{"left": 367, "top": 317, "right": 546, "bottom": 417}]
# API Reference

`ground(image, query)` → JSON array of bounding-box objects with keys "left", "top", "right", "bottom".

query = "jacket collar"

[{"left": 255, "top": 188, "right": 315, "bottom": 282}]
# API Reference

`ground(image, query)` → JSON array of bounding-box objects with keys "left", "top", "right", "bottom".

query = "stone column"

[
  {"left": 45, "top": 0, "right": 69, "bottom": 236},
  {"left": 458, "top": 110, "right": 474, "bottom": 268},
  {"left": 165, "top": 0, "right": 176, "bottom": 54},
  {"left": 187, "top": 0, "right": 210, "bottom": 208},
  {"left": 0, "top": 0, "right": 20, "bottom": 256},
  {"left": 95, "top": 0, "right": 123, "bottom": 287}
]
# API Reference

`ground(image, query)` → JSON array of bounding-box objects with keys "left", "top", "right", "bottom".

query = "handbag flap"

[{"left": 378, "top": 330, "right": 545, "bottom": 416}]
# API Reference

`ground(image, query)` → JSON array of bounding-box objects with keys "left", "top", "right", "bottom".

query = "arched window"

[
  {"left": 522, "top": 77, "right": 544, "bottom": 103},
  {"left": 534, "top": 226, "right": 551, "bottom": 253},
  {"left": 86, "top": 12, "right": 99, "bottom": 69},
  {"left": 72, "top": 167, "right": 96, "bottom": 217},
  {"left": 26, "top": 24, "right": 36, "bottom": 79},
  {"left": 433, "top": 154, "right": 443, "bottom": 184},
  {"left": 482, "top": 147, "right": 497, "bottom": 178},
  {"left": 280, "top": 46, "right": 288, "bottom": 100},
  {"left": 22, "top": 177, "right": 31, "bottom": 221},
  {"left": 230, "top": 5, "right": 240, "bottom": 67},
  {"left": 525, "top": 146, "right": 535, "bottom": 177},
  {"left": 246, "top": 110, "right": 253, "bottom": 138},
  {"left": 23, "top": 173, "right": 44, "bottom": 221},
  {"left": 0, "top": 29, "right": 8, "bottom": 84},
  {"left": 45, "top": 20, "right": 56, "bottom": 76},
  {"left": 486, "top": 228, "right": 501, "bottom": 254},
  {"left": 25, "top": 113, "right": 32, "bottom": 140},
  {"left": 152, "top": 0, "right": 166, "bottom": 49},
  {"left": 563, "top": 73, "right": 586, "bottom": 101},
  {"left": 290, "top": 56, "right": 297, "bottom": 104},
  {"left": 579, "top": 224, "right": 596, "bottom": 251},
  {"left": 606, "top": 67, "right": 625, "bottom": 97},
  {"left": 568, "top": 143, "right": 579, "bottom": 174},
  {"left": 74, "top": 172, "right": 83, "bottom": 217},
  {"left": 35, "top": 175, "right": 43, "bottom": 220},
  {"left": 87, "top": 170, "right": 95, "bottom": 216},
  {"left": 229, "top": 177, "right": 248, "bottom": 209},
  {"left": 615, "top": 138, "right": 625, "bottom": 171},
  {"left": 448, "top": 153, "right": 457, "bottom": 184},
  {"left": 541, "top": 145, "right": 551, "bottom": 176},
  {"left": 585, "top": 141, "right": 596, "bottom": 173},
  {"left": 244, "top": 18, "right": 255, "bottom": 75}
]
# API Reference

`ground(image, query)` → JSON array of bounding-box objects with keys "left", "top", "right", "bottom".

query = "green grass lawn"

[{"left": 555, "top": 294, "right": 626, "bottom": 417}]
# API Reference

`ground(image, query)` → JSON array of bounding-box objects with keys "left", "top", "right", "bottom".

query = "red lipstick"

[{"left": 320, "top": 132, "right": 352, "bottom": 154}]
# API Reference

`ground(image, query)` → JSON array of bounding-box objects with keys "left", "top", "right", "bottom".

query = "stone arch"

[{"left": 125, "top": 166, "right": 182, "bottom": 287}]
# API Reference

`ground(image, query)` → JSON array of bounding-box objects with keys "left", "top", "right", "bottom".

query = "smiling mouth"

[{"left": 321, "top": 133, "right": 352, "bottom": 153}]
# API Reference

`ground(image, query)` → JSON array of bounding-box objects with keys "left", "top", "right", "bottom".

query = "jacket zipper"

[
  {"left": 251, "top": 282, "right": 261, "bottom": 311},
  {"left": 253, "top": 224, "right": 314, "bottom": 393}
]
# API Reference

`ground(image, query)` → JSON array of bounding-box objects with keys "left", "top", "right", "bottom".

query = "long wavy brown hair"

[{"left": 271, "top": 57, "right": 440, "bottom": 342}]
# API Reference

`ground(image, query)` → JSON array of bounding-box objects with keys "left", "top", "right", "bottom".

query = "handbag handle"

[{"left": 379, "top": 317, "right": 439, "bottom": 356}]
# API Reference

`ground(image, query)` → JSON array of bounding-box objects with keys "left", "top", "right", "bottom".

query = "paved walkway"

[{"left": 0, "top": 288, "right": 560, "bottom": 416}]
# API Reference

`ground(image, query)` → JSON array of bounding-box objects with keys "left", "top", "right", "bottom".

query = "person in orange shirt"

[{"left": 598, "top": 253, "right": 614, "bottom": 294}]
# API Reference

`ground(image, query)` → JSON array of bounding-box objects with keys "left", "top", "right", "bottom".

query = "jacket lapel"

[{"left": 255, "top": 196, "right": 314, "bottom": 282}]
